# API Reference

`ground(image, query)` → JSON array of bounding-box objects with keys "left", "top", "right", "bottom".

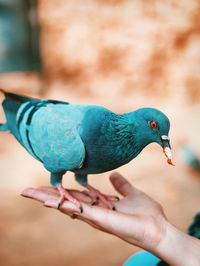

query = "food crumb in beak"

[{"left": 163, "top": 147, "right": 175, "bottom": 166}]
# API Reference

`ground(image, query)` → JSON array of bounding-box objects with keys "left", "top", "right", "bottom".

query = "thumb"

[{"left": 110, "top": 172, "right": 133, "bottom": 197}]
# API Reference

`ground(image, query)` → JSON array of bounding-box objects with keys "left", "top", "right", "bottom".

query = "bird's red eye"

[{"left": 149, "top": 121, "right": 157, "bottom": 129}]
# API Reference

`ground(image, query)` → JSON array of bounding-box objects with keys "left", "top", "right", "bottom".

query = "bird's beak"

[{"left": 160, "top": 135, "right": 175, "bottom": 166}]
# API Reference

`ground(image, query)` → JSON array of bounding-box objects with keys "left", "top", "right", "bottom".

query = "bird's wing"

[
  {"left": 1, "top": 90, "right": 68, "bottom": 143},
  {"left": 18, "top": 102, "right": 86, "bottom": 172}
]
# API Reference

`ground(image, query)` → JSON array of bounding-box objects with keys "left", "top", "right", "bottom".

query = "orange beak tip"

[{"left": 167, "top": 158, "right": 175, "bottom": 166}]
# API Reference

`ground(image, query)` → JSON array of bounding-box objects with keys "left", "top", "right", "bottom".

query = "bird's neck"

[{"left": 105, "top": 112, "right": 146, "bottom": 164}]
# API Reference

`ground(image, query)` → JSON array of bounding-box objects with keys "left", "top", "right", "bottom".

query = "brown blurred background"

[{"left": 0, "top": 0, "right": 200, "bottom": 265}]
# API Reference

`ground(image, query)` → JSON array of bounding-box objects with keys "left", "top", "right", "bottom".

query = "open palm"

[{"left": 22, "top": 172, "right": 167, "bottom": 252}]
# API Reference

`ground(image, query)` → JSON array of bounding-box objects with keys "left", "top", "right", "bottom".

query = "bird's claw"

[
  {"left": 91, "top": 200, "right": 97, "bottom": 206},
  {"left": 114, "top": 196, "right": 120, "bottom": 201},
  {"left": 84, "top": 185, "right": 118, "bottom": 210},
  {"left": 90, "top": 198, "right": 116, "bottom": 210},
  {"left": 57, "top": 199, "right": 83, "bottom": 213},
  {"left": 80, "top": 205, "right": 83, "bottom": 213},
  {"left": 57, "top": 185, "right": 83, "bottom": 212}
]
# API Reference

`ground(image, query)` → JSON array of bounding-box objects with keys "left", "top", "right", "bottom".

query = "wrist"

[{"left": 154, "top": 221, "right": 200, "bottom": 266}]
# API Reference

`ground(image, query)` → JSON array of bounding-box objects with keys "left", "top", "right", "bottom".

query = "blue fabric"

[{"left": 123, "top": 251, "right": 161, "bottom": 266}]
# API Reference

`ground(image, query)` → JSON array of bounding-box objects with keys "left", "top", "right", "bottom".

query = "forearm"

[{"left": 155, "top": 221, "right": 200, "bottom": 266}]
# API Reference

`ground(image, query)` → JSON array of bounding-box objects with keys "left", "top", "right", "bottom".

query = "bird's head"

[{"left": 134, "top": 108, "right": 174, "bottom": 166}]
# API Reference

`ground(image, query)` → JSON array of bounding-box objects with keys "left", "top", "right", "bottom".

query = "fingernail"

[
  {"left": 115, "top": 196, "right": 120, "bottom": 201},
  {"left": 21, "top": 187, "right": 34, "bottom": 193},
  {"left": 20, "top": 193, "right": 34, "bottom": 199}
]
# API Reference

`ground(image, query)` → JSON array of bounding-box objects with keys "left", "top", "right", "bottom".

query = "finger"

[
  {"left": 44, "top": 198, "right": 109, "bottom": 218},
  {"left": 37, "top": 186, "right": 57, "bottom": 191},
  {"left": 37, "top": 187, "right": 60, "bottom": 197},
  {"left": 21, "top": 187, "right": 35, "bottom": 197},
  {"left": 44, "top": 199, "right": 143, "bottom": 241},
  {"left": 37, "top": 187, "right": 88, "bottom": 201},
  {"left": 110, "top": 172, "right": 133, "bottom": 197},
  {"left": 44, "top": 198, "right": 82, "bottom": 213},
  {"left": 43, "top": 196, "right": 107, "bottom": 213},
  {"left": 44, "top": 202, "right": 106, "bottom": 232},
  {"left": 37, "top": 186, "right": 59, "bottom": 194},
  {"left": 43, "top": 197, "right": 112, "bottom": 233},
  {"left": 44, "top": 199, "right": 112, "bottom": 230},
  {"left": 21, "top": 188, "right": 54, "bottom": 203},
  {"left": 22, "top": 186, "right": 92, "bottom": 204}
]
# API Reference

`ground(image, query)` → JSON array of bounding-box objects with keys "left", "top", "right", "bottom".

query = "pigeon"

[{"left": 0, "top": 89, "right": 173, "bottom": 211}]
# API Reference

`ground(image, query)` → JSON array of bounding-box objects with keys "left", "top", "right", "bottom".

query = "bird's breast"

[
  {"left": 75, "top": 140, "right": 141, "bottom": 174},
  {"left": 76, "top": 109, "right": 143, "bottom": 174}
]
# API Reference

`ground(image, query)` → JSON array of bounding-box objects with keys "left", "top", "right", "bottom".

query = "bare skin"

[{"left": 21, "top": 172, "right": 200, "bottom": 266}]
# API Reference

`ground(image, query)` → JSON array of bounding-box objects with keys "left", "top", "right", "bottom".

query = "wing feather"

[{"left": 22, "top": 103, "right": 85, "bottom": 172}]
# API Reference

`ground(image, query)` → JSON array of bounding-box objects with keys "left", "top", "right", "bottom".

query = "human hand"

[
  {"left": 21, "top": 172, "right": 200, "bottom": 266},
  {"left": 21, "top": 173, "right": 167, "bottom": 250}
]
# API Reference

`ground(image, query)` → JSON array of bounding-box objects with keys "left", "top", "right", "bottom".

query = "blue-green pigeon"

[{"left": 0, "top": 89, "right": 173, "bottom": 211}]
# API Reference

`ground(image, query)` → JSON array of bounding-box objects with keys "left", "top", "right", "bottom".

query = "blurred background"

[{"left": 0, "top": 0, "right": 200, "bottom": 265}]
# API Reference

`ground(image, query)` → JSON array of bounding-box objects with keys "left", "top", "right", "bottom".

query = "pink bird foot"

[
  {"left": 57, "top": 185, "right": 83, "bottom": 212},
  {"left": 83, "top": 184, "right": 119, "bottom": 210}
]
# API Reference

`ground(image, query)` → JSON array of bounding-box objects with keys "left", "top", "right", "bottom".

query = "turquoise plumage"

[{"left": 0, "top": 90, "right": 173, "bottom": 211}]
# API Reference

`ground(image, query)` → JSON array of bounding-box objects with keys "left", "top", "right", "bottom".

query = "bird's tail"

[
  {"left": 0, "top": 88, "right": 35, "bottom": 133},
  {"left": 0, "top": 88, "right": 34, "bottom": 104}
]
